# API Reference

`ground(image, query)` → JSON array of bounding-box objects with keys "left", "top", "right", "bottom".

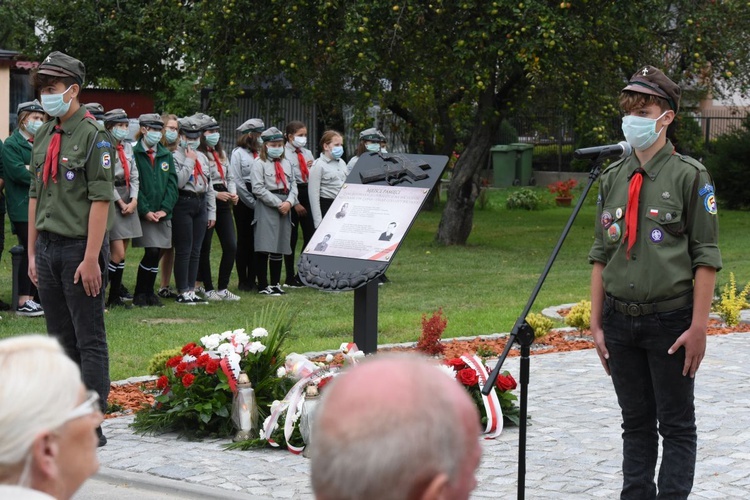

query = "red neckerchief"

[
  {"left": 194, "top": 158, "right": 204, "bottom": 183},
  {"left": 116, "top": 143, "right": 131, "bottom": 188},
  {"left": 42, "top": 126, "right": 63, "bottom": 186},
  {"left": 295, "top": 148, "right": 309, "bottom": 183},
  {"left": 208, "top": 147, "right": 225, "bottom": 181},
  {"left": 623, "top": 168, "right": 645, "bottom": 258},
  {"left": 274, "top": 160, "right": 288, "bottom": 193}
]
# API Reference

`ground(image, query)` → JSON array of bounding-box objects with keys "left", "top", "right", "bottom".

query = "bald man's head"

[{"left": 310, "top": 354, "right": 481, "bottom": 500}]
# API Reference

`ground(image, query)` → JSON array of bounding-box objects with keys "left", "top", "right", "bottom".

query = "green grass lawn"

[{"left": 2, "top": 187, "right": 748, "bottom": 380}]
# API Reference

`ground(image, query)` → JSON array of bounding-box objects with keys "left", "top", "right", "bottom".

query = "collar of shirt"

[
  {"left": 58, "top": 106, "right": 89, "bottom": 136},
  {"left": 625, "top": 140, "right": 675, "bottom": 181}
]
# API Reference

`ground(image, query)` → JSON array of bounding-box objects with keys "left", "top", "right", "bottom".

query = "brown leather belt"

[{"left": 605, "top": 291, "right": 692, "bottom": 317}]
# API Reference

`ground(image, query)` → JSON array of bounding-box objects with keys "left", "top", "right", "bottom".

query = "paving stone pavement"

[{"left": 82, "top": 333, "right": 750, "bottom": 499}]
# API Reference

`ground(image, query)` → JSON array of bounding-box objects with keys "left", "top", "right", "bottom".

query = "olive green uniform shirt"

[
  {"left": 588, "top": 140, "right": 721, "bottom": 302},
  {"left": 29, "top": 107, "right": 115, "bottom": 238}
]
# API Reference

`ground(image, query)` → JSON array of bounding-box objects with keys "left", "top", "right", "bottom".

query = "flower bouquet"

[
  {"left": 444, "top": 355, "right": 520, "bottom": 436},
  {"left": 132, "top": 305, "right": 294, "bottom": 439}
]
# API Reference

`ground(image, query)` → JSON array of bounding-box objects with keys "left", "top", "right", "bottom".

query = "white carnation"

[
  {"left": 276, "top": 366, "right": 287, "bottom": 378},
  {"left": 246, "top": 341, "right": 267, "bottom": 354},
  {"left": 251, "top": 327, "right": 269, "bottom": 338},
  {"left": 200, "top": 334, "right": 221, "bottom": 350},
  {"left": 217, "top": 343, "right": 234, "bottom": 358},
  {"left": 436, "top": 364, "right": 457, "bottom": 380}
]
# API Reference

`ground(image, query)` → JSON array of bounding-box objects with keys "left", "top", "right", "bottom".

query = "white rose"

[
  {"left": 246, "top": 341, "right": 267, "bottom": 354},
  {"left": 276, "top": 367, "right": 287, "bottom": 378},
  {"left": 200, "top": 334, "right": 221, "bottom": 350}
]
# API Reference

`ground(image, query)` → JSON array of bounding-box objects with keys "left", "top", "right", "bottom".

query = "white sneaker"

[
  {"left": 217, "top": 289, "right": 240, "bottom": 301},
  {"left": 17, "top": 300, "right": 45, "bottom": 317},
  {"left": 204, "top": 290, "right": 223, "bottom": 301}
]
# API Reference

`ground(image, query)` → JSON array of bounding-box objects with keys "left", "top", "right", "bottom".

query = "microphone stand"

[{"left": 483, "top": 155, "right": 609, "bottom": 500}]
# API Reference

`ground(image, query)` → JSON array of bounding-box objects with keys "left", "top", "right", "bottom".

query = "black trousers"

[
  {"left": 198, "top": 198, "right": 237, "bottom": 291},
  {"left": 234, "top": 202, "right": 256, "bottom": 287},
  {"left": 172, "top": 195, "right": 208, "bottom": 293},
  {"left": 13, "top": 221, "right": 37, "bottom": 298}
]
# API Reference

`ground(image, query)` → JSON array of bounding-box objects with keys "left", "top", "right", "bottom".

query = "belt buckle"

[{"left": 626, "top": 303, "right": 641, "bottom": 317}]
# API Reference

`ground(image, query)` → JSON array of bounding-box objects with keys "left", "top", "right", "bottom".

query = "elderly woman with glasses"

[{"left": 0, "top": 335, "right": 103, "bottom": 499}]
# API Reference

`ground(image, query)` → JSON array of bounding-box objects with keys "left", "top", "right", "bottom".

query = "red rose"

[
  {"left": 446, "top": 358, "right": 468, "bottom": 371},
  {"left": 166, "top": 356, "right": 182, "bottom": 368},
  {"left": 456, "top": 368, "right": 478, "bottom": 387},
  {"left": 196, "top": 354, "right": 210, "bottom": 367},
  {"left": 175, "top": 362, "right": 188, "bottom": 377},
  {"left": 496, "top": 372, "right": 517, "bottom": 392},
  {"left": 182, "top": 373, "right": 196, "bottom": 388},
  {"left": 190, "top": 346, "right": 204, "bottom": 357},
  {"left": 181, "top": 342, "right": 197, "bottom": 354},
  {"left": 156, "top": 375, "right": 169, "bottom": 389},
  {"left": 205, "top": 359, "right": 220, "bottom": 375}
]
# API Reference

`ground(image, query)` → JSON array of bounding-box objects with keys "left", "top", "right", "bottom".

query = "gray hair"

[
  {"left": 0, "top": 336, "right": 81, "bottom": 480},
  {"left": 310, "top": 355, "right": 468, "bottom": 500}
]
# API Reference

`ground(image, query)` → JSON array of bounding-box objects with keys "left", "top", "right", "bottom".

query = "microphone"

[{"left": 574, "top": 141, "right": 632, "bottom": 160}]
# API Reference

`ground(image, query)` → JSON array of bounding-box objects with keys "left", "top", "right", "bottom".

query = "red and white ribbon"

[{"left": 461, "top": 354, "right": 503, "bottom": 438}]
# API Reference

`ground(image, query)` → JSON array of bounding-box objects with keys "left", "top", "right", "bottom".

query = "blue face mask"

[
  {"left": 186, "top": 139, "right": 201, "bottom": 150},
  {"left": 144, "top": 130, "right": 163, "bottom": 147},
  {"left": 41, "top": 85, "right": 74, "bottom": 117},
  {"left": 165, "top": 130, "right": 179, "bottom": 144},
  {"left": 331, "top": 146, "right": 344, "bottom": 160},
  {"left": 621, "top": 111, "right": 668, "bottom": 151},
  {"left": 365, "top": 143, "right": 381, "bottom": 153},
  {"left": 205, "top": 132, "right": 220, "bottom": 147},
  {"left": 112, "top": 127, "right": 129, "bottom": 141},
  {"left": 25, "top": 119, "right": 43, "bottom": 136},
  {"left": 267, "top": 146, "right": 284, "bottom": 159}
]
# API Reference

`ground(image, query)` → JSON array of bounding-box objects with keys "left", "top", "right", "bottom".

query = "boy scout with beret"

[
  {"left": 589, "top": 65, "right": 721, "bottom": 499},
  {"left": 27, "top": 51, "right": 114, "bottom": 446}
]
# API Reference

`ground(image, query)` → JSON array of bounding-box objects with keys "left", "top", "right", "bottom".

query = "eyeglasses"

[{"left": 62, "top": 390, "right": 101, "bottom": 424}]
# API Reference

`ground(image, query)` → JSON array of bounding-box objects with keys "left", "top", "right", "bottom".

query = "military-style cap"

[
  {"left": 17, "top": 99, "right": 44, "bottom": 115},
  {"left": 260, "top": 127, "right": 284, "bottom": 142},
  {"left": 84, "top": 102, "right": 105, "bottom": 119},
  {"left": 622, "top": 65, "right": 681, "bottom": 113},
  {"left": 237, "top": 118, "right": 265, "bottom": 134},
  {"left": 179, "top": 116, "right": 202, "bottom": 138},
  {"left": 103, "top": 108, "right": 128, "bottom": 124},
  {"left": 37, "top": 51, "right": 86, "bottom": 85},
  {"left": 359, "top": 127, "right": 383, "bottom": 142},
  {"left": 192, "top": 113, "right": 219, "bottom": 131},
  {"left": 138, "top": 113, "right": 164, "bottom": 130}
]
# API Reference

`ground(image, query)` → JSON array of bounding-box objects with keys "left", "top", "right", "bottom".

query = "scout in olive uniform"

[
  {"left": 283, "top": 120, "right": 315, "bottom": 288},
  {"left": 250, "top": 126, "right": 298, "bottom": 296},
  {"left": 103, "top": 108, "right": 142, "bottom": 309},
  {"left": 171, "top": 116, "right": 215, "bottom": 305},
  {"left": 229, "top": 118, "right": 264, "bottom": 292},
  {"left": 2, "top": 100, "right": 46, "bottom": 316},
  {"left": 309, "top": 130, "right": 347, "bottom": 229},
  {"left": 589, "top": 66, "right": 721, "bottom": 499},
  {"left": 195, "top": 114, "right": 240, "bottom": 301},
  {"left": 27, "top": 51, "right": 115, "bottom": 447},
  {"left": 157, "top": 113, "right": 180, "bottom": 300},
  {"left": 131, "top": 114, "right": 178, "bottom": 307}
]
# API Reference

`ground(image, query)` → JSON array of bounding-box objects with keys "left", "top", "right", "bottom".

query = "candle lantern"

[
  {"left": 299, "top": 384, "right": 320, "bottom": 451},
  {"left": 232, "top": 372, "right": 258, "bottom": 442}
]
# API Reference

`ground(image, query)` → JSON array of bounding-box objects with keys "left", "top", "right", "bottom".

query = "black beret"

[{"left": 622, "top": 65, "right": 681, "bottom": 113}]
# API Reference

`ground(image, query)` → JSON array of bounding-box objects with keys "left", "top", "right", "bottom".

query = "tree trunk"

[{"left": 436, "top": 89, "right": 500, "bottom": 245}]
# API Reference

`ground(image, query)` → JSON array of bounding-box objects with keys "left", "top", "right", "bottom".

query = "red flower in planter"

[
  {"left": 205, "top": 359, "right": 220, "bottom": 375},
  {"left": 181, "top": 342, "right": 197, "bottom": 354},
  {"left": 166, "top": 355, "right": 182, "bottom": 368},
  {"left": 182, "top": 373, "right": 196, "bottom": 388},
  {"left": 156, "top": 375, "right": 169, "bottom": 390}
]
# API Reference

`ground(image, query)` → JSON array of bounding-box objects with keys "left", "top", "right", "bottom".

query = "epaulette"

[
  {"left": 674, "top": 152, "right": 707, "bottom": 172},
  {"left": 600, "top": 156, "right": 628, "bottom": 178}
]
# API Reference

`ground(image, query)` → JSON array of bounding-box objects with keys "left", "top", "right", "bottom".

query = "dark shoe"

[
  {"left": 283, "top": 276, "right": 305, "bottom": 288},
  {"left": 119, "top": 284, "right": 133, "bottom": 301},
  {"left": 238, "top": 282, "right": 256, "bottom": 292},
  {"left": 96, "top": 426, "right": 107, "bottom": 447},
  {"left": 158, "top": 286, "right": 179, "bottom": 299},
  {"left": 271, "top": 284, "right": 286, "bottom": 295},
  {"left": 16, "top": 300, "right": 45, "bottom": 317},
  {"left": 258, "top": 286, "right": 281, "bottom": 296},
  {"left": 189, "top": 291, "right": 208, "bottom": 304},
  {"left": 147, "top": 294, "right": 164, "bottom": 307},
  {"left": 106, "top": 296, "right": 132, "bottom": 310},
  {"left": 133, "top": 293, "right": 150, "bottom": 307},
  {"left": 0, "top": 299, "right": 11, "bottom": 311},
  {"left": 176, "top": 293, "right": 196, "bottom": 305}
]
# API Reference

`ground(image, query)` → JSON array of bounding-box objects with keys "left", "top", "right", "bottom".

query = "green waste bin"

[
  {"left": 510, "top": 143, "right": 534, "bottom": 186},
  {"left": 490, "top": 145, "right": 517, "bottom": 187}
]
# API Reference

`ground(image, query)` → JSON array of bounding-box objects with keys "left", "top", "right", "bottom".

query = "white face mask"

[
  {"left": 621, "top": 111, "right": 669, "bottom": 151},
  {"left": 293, "top": 136, "right": 307, "bottom": 148}
]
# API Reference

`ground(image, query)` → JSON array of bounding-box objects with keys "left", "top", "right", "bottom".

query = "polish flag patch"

[{"left": 649, "top": 208, "right": 659, "bottom": 216}]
